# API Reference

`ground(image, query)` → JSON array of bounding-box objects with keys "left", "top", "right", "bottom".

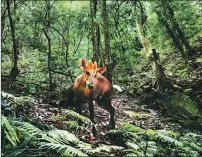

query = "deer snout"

[{"left": 87, "top": 82, "right": 94, "bottom": 89}]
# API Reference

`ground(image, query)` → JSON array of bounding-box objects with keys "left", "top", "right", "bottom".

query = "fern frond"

[
  {"left": 43, "top": 130, "right": 79, "bottom": 145},
  {"left": 77, "top": 141, "right": 93, "bottom": 151},
  {"left": 13, "top": 121, "right": 43, "bottom": 143},
  {"left": 120, "top": 122, "right": 144, "bottom": 134},
  {"left": 64, "top": 121, "right": 90, "bottom": 133},
  {"left": 40, "top": 129, "right": 88, "bottom": 156},
  {"left": 40, "top": 143, "right": 88, "bottom": 157},
  {"left": 156, "top": 130, "right": 183, "bottom": 147},
  {"left": 1, "top": 115, "right": 19, "bottom": 146},
  {"left": 106, "top": 129, "right": 136, "bottom": 140},
  {"left": 126, "top": 141, "right": 139, "bottom": 150}
]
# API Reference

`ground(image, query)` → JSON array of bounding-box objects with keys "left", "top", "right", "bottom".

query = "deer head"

[{"left": 80, "top": 59, "right": 106, "bottom": 89}]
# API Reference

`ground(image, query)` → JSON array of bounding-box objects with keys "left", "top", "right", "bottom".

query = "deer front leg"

[
  {"left": 74, "top": 98, "right": 84, "bottom": 127},
  {"left": 75, "top": 98, "right": 82, "bottom": 115},
  {"left": 89, "top": 101, "right": 97, "bottom": 136},
  {"left": 108, "top": 105, "right": 115, "bottom": 130}
]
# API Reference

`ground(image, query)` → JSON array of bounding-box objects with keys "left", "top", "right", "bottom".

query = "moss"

[
  {"left": 146, "top": 129, "right": 157, "bottom": 140},
  {"left": 124, "top": 111, "right": 152, "bottom": 118},
  {"left": 63, "top": 121, "right": 78, "bottom": 127},
  {"left": 51, "top": 115, "right": 66, "bottom": 121},
  {"left": 120, "top": 122, "right": 144, "bottom": 134},
  {"left": 171, "top": 93, "right": 200, "bottom": 117}
]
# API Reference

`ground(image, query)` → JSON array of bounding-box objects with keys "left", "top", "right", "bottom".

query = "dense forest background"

[{"left": 1, "top": 0, "right": 202, "bottom": 156}]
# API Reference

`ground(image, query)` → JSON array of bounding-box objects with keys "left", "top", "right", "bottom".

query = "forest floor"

[{"left": 15, "top": 94, "right": 181, "bottom": 145}]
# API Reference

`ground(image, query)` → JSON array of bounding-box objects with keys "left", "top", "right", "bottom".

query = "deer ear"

[
  {"left": 80, "top": 59, "right": 86, "bottom": 67},
  {"left": 97, "top": 67, "right": 106, "bottom": 74}
]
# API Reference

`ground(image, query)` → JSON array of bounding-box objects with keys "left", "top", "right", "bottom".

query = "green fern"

[
  {"left": 146, "top": 129, "right": 157, "bottom": 140},
  {"left": 105, "top": 129, "right": 136, "bottom": 141},
  {"left": 1, "top": 91, "right": 32, "bottom": 106},
  {"left": 126, "top": 141, "right": 140, "bottom": 150},
  {"left": 63, "top": 121, "right": 90, "bottom": 133},
  {"left": 40, "top": 130, "right": 88, "bottom": 156},
  {"left": 43, "top": 130, "right": 79, "bottom": 144},
  {"left": 1, "top": 115, "right": 19, "bottom": 147},
  {"left": 156, "top": 130, "right": 183, "bottom": 147},
  {"left": 40, "top": 143, "right": 88, "bottom": 157}
]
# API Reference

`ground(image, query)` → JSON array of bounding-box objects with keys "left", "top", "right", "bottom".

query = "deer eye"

[{"left": 86, "top": 71, "right": 90, "bottom": 76}]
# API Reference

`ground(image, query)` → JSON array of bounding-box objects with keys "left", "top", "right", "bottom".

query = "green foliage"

[
  {"left": 2, "top": 117, "right": 88, "bottom": 157},
  {"left": 51, "top": 114, "right": 91, "bottom": 133},
  {"left": 124, "top": 111, "right": 152, "bottom": 118},
  {"left": 83, "top": 144, "right": 124, "bottom": 156},
  {"left": 2, "top": 116, "right": 126, "bottom": 157},
  {"left": 120, "top": 122, "right": 144, "bottom": 134},
  {"left": 171, "top": 93, "right": 200, "bottom": 117},
  {"left": 1, "top": 115, "right": 19, "bottom": 147},
  {"left": 41, "top": 130, "right": 88, "bottom": 157},
  {"left": 64, "top": 109, "right": 91, "bottom": 125},
  {"left": 63, "top": 121, "right": 90, "bottom": 133},
  {"left": 105, "top": 122, "right": 202, "bottom": 156}
]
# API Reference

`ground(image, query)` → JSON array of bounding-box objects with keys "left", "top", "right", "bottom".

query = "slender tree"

[
  {"left": 7, "top": 0, "right": 19, "bottom": 79},
  {"left": 43, "top": 0, "right": 53, "bottom": 91}
]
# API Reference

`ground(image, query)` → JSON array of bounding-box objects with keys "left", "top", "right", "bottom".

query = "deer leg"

[
  {"left": 75, "top": 98, "right": 82, "bottom": 115},
  {"left": 75, "top": 98, "right": 83, "bottom": 127},
  {"left": 96, "top": 98, "right": 115, "bottom": 130},
  {"left": 89, "top": 101, "right": 97, "bottom": 136},
  {"left": 108, "top": 105, "right": 115, "bottom": 130}
]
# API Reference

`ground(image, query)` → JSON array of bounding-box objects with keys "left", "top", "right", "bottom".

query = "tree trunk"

[
  {"left": 1, "top": 1, "right": 8, "bottom": 43},
  {"left": 50, "top": 26, "right": 74, "bottom": 84},
  {"left": 102, "top": 0, "right": 113, "bottom": 83},
  {"left": 90, "top": 0, "right": 103, "bottom": 66},
  {"left": 156, "top": 1, "right": 193, "bottom": 58},
  {"left": 7, "top": 0, "right": 19, "bottom": 79},
  {"left": 136, "top": 21, "right": 172, "bottom": 92},
  {"left": 156, "top": 11, "right": 186, "bottom": 57},
  {"left": 167, "top": 5, "right": 193, "bottom": 56},
  {"left": 43, "top": 0, "right": 53, "bottom": 91}
]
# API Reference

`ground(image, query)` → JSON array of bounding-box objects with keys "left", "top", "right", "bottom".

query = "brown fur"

[{"left": 72, "top": 59, "right": 115, "bottom": 135}]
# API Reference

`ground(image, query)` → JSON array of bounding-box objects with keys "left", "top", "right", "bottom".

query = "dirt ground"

[{"left": 15, "top": 94, "right": 181, "bottom": 145}]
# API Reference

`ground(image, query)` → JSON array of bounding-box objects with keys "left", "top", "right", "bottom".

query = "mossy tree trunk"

[
  {"left": 166, "top": 5, "right": 194, "bottom": 56},
  {"left": 136, "top": 21, "right": 172, "bottom": 92},
  {"left": 156, "top": 11, "right": 186, "bottom": 58},
  {"left": 154, "top": 1, "right": 193, "bottom": 58}
]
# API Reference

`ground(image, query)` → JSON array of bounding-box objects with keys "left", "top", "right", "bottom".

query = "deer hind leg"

[
  {"left": 89, "top": 101, "right": 97, "bottom": 136},
  {"left": 96, "top": 97, "right": 115, "bottom": 130}
]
